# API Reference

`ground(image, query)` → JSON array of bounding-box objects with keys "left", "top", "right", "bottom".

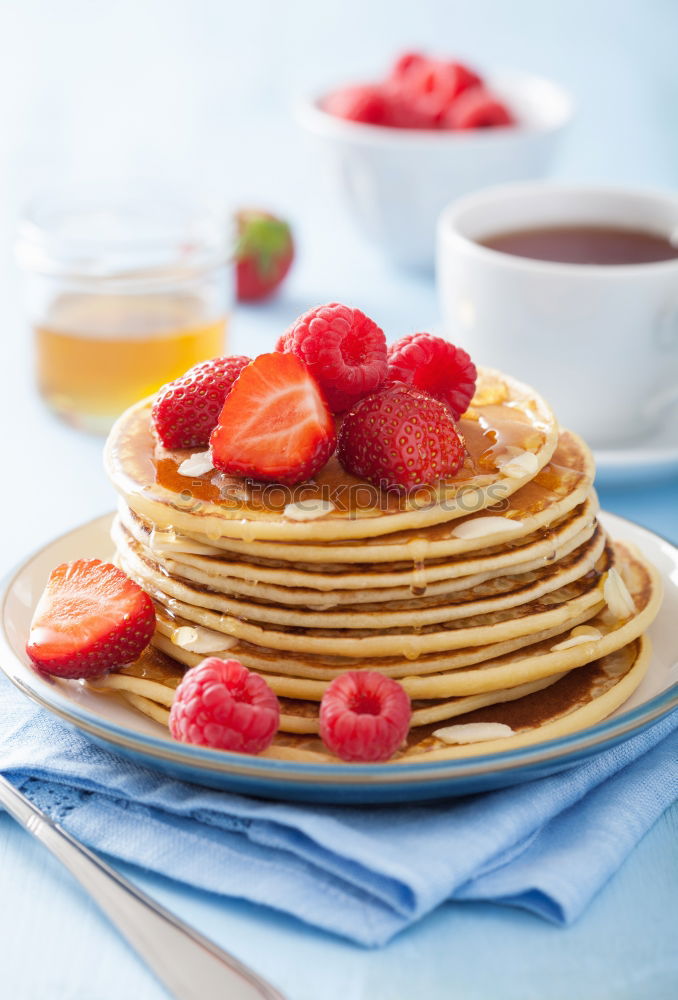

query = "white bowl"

[{"left": 297, "top": 71, "right": 573, "bottom": 269}]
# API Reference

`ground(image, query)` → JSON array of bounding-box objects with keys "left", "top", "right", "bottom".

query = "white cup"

[{"left": 437, "top": 183, "right": 678, "bottom": 448}]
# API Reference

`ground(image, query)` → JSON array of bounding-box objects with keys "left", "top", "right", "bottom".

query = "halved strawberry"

[
  {"left": 210, "top": 353, "right": 336, "bottom": 485},
  {"left": 26, "top": 560, "right": 156, "bottom": 679}
]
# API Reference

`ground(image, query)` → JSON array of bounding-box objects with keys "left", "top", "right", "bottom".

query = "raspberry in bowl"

[{"left": 298, "top": 52, "right": 572, "bottom": 268}]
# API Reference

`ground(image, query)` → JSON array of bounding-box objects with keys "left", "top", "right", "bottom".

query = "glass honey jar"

[{"left": 16, "top": 188, "right": 230, "bottom": 433}]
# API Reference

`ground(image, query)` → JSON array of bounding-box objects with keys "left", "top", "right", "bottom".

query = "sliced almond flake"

[
  {"left": 177, "top": 450, "right": 214, "bottom": 477},
  {"left": 171, "top": 625, "right": 236, "bottom": 653},
  {"left": 499, "top": 451, "right": 539, "bottom": 480},
  {"left": 284, "top": 499, "right": 336, "bottom": 521},
  {"left": 433, "top": 722, "right": 515, "bottom": 745},
  {"left": 550, "top": 626, "right": 603, "bottom": 651},
  {"left": 149, "top": 527, "right": 179, "bottom": 552},
  {"left": 604, "top": 568, "right": 636, "bottom": 620},
  {"left": 451, "top": 516, "right": 524, "bottom": 540}
]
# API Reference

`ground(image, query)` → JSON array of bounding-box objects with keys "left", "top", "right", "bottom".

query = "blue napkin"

[{"left": 1, "top": 672, "right": 677, "bottom": 947}]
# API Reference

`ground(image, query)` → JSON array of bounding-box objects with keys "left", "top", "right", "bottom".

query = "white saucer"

[{"left": 593, "top": 416, "right": 678, "bottom": 486}]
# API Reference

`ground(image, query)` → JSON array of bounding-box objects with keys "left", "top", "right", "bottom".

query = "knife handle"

[{"left": 0, "top": 776, "right": 285, "bottom": 1000}]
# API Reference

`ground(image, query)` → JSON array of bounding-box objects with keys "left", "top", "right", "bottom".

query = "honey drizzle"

[{"left": 109, "top": 390, "right": 552, "bottom": 520}]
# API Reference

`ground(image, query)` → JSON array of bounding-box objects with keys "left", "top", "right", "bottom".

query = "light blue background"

[{"left": 0, "top": 2, "right": 676, "bottom": 997}]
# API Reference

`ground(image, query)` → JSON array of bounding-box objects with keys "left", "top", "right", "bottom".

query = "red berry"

[
  {"left": 445, "top": 86, "right": 515, "bottom": 129},
  {"left": 319, "top": 671, "right": 411, "bottom": 762},
  {"left": 387, "top": 58, "right": 482, "bottom": 129},
  {"left": 414, "top": 60, "right": 480, "bottom": 101},
  {"left": 277, "top": 302, "right": 387, "bottom": 413},
  {"left": 26, "top": 560, "right": 155, "bottom": 679},
  {"left": 152, "top": 355, "right": 251, "bottom": 450},
  {"left": 337, "top": 383, "right": 465, "bottom": 491},
  {"left": 382, "top": 82, "right": 442, "bottom": 128},
  {"left": 235, "top": 210, "right": 294, "bottom": 302},
  {"left": 324, "top": 84, "right": 389, "bottom": 125},
  {"left": 210, "top": 352, "right": 336, "bottom": 485},
  {"left": 169, "top": 658, "right": 280, "bottom": 754},
  {"left": 386, "top": 333, "right": 477, "bottom": 420},
  {"left": 389, "top": 51, "right": 429, "bottom": 82}
]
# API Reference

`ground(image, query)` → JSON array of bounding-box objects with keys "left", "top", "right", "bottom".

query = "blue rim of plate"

[{"left": 2, "top": 512, "right": 677, "bottom": 788}]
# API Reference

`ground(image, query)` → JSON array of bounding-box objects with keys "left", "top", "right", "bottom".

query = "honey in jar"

[{"left": 17, "top": 188, "right": 230, "bottom": 433}]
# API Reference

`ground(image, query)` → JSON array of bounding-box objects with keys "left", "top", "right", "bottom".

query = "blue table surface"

[{"left": 1, "top": 2, "right": 677, "bottom": 996}]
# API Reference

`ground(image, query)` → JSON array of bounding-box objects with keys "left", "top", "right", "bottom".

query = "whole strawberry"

[
  {"left": 26, "top": 560, "right": 155, "bottom": 679},
  {"left": 235, "top": 210, "right": 294, "bottom": 302},
  {"left": 152, "top": 355, "right": 251, "bottom": 450},
  {"left": 337, "top": 383, "right": 465, "bottom": 491}
]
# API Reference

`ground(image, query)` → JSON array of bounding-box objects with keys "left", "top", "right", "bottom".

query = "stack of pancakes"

[{"left": 101, "top": 369, "right": 662, "bottom": 762}]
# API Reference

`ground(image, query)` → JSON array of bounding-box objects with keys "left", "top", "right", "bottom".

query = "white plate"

[{"left": 1, "top": 511, "right": 677, "bottom": 803}]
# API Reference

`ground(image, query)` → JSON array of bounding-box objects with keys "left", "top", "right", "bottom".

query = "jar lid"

[{"left": 16, "top": 184, "right": 230, "bottom": 285}]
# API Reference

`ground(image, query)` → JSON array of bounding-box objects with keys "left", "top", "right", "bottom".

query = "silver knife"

[{"left": 0, "top": 774, "right": 286, "bottom": 1000}]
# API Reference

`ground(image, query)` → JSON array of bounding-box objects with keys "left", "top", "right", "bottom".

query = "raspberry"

[
  {"left": 323, "top": 85, "right": 389, "bottom": 125},
  {"left": 152, "top": 355, "right": 251, "bottom": 450},
  {"left": 337, "top": 383, "right": 465, "bottom": 491},
  {"left": 386, "top": 333, "right": 477, "bottom": 420},
  {"left": 319, "top": 671, "right": 411, "bottom": 762},
  {"left": 277, "top": 303, "right": 388, "bottom": 412},
  {"left": 169, "top": 658, "right": 280, "bottom": 754},
  {"left": 445, "top": 86, "right": 515, "bottom": 129}
]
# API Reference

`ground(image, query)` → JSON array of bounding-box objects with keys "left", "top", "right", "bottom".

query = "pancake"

[
  {"left": 263, "top": 637, "right": 651, "bottom": 761},
  {"left": 105, "top": 368, "right": 559, "bottom": 542},
  {"left": 90, "top": 638, "right": 651, "bottom": 756},
  {"left": 98, "top": 358, "right": 661, "bottom": 767},
  {"left": 115, "top": 495, "right": 599, "bottom": 604},
  {"left": 118, "top": 542, "right": 609, "bottom": 658},
  {"left": 87, "top": 646, "right": 567, "bottom": 734},
  {"left": 115, "top": 520, "right": 606, "bottom": 629},
  {"left": 115, "top": 428, "right": 592, "bottom": 565},
  {"left": 152, "top": 607, "right": 601, "bottom": 680},
  {"left": 148, "top": 542, "right": 659, "bottom": 700}
]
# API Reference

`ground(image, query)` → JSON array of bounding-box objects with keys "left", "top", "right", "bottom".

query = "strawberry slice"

[
  {"left": 210, "top": 353, "right": 336, "bottom": 484},
  {"left": 26, "top": 560, "right": 156, "bottom": 679}
]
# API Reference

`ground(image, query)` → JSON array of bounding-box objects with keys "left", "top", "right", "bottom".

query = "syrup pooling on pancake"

[
  {"left": 113, "top": 428, "right": 594, "bottom": 567},
  {"left": 104, "top": 368, "right": 559, "bottom": 542}
]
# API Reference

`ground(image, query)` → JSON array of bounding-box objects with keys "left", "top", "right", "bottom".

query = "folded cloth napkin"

[{"left": 1, "top": 672, "right": 677, "bottom": 947}]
